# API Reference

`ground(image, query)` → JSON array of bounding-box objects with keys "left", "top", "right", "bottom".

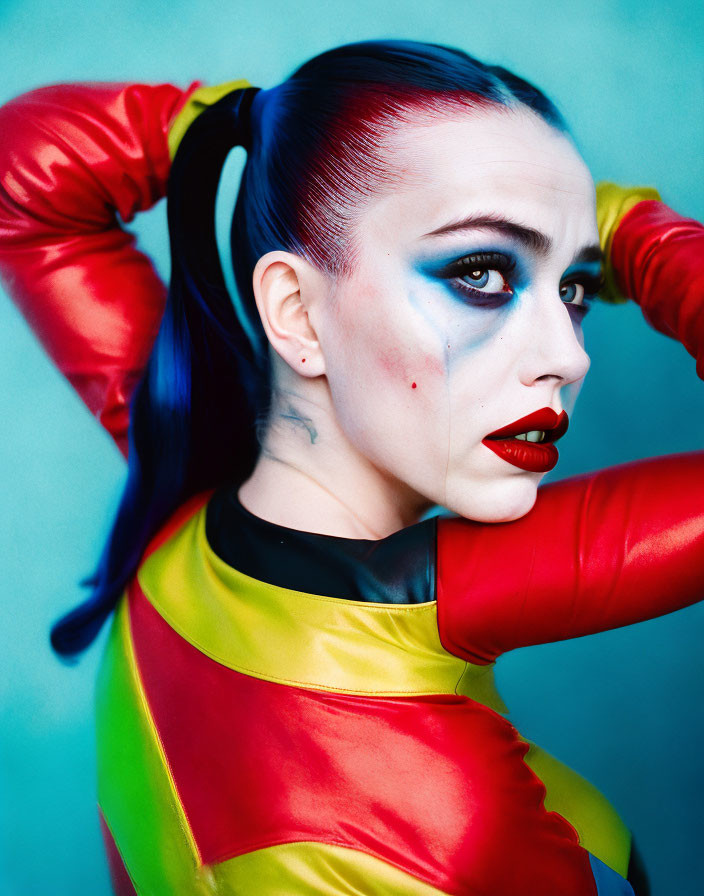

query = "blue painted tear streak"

[{"left": 589, "top": 853, "right": 635, "bottom": 896}]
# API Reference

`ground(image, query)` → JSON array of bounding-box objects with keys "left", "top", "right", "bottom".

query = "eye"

[
  {"left": 460, "top": 268, "right": 512, "bottom": 292},
  {"left": 558, "top": 267, "right": 603, "bottom": 318},
  {"left": 560, "top": 282, "right": 585, "bottom": 304},
  {"left": 560, "top": 274, "right": 603, "bottom": 319},
  {"left": 434, "top": 251, "right": 517, "bottom": 308},
  {"left": 560, "top": 282, "right": 591, "bottom": 318}
]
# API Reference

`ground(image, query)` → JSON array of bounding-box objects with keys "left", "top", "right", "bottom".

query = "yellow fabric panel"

[
  {"left": 595, "top": 181, "right": 661, "bottom": 303},
  {"left": 96, "top": 600, "right": 216, "bottom": 895},
  {"left": 168, "top": 79, "right": 252, "bottom": 159},
  {"left": 523, "top": 742, "right": 631, "bottom": 878},
  {"left": 211, "top": 841, "right": 450, "bottom": 895},
  {"left": 455, "top": 658, "right": 509, "bottom": 714},
  {"left": 136, "top": 502, "right": 506, "bottom": 711}
]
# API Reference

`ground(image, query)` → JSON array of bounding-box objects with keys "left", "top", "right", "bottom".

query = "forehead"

[{"left": 361, "top": 105, "right": 597, "bottom": 254}]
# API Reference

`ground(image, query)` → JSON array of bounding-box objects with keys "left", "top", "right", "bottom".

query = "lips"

[{"left": 482, "top": 408, "right": 569, "bottom": 473}]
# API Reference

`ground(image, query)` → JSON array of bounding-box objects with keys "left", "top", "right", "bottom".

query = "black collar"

[{"left": 205, "top": 483, "right": 437, "bottom": 604}]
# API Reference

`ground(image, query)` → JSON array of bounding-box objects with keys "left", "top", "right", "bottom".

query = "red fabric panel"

[
  {"left": 611, "top": 200, "right": 704, "bottom": 378},
  {"left": 128, "top": 581, "right": 596, "bottom": 896},
  {"left": 437, "top": 451, "right": 704, "bottom": 665},
  {"left": 0, "top": 81, "right": 198, "bottom": 456},
  {"left": 99, "top": 810, "right": 138, "bottom": 896}
]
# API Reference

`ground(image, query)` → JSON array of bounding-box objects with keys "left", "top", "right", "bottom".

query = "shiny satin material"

[
  {"left": 523, "top": 744, "right": 630, "bottom": 877},
  {"left": 210, "top": 842, "right": 450, "bottom": 894},
  {"left": 167, "top": 79, "right": 252, "bottom": 159},
  {"left": 0, "top": 82, "right": 198, "bottom": 455},
  {"left": 93, "top": 499, "right": 640, "bottom": 894},
  {"left": 595, "top": 182, "right": 661, "bottom": 304},
  {"left": 206, "top": 482, "right": 436, "bottom": 605},
  {"left": 96, "top": 601, "right": 209, "bottom": 895},
  {"left": 126, "top": 581, "right": 598, "bottom": 895},
  {"left": 99, "top": 812, "right": 138, "bottom": 896},
  {"left": 144, "top": 492, "right": 628, "bottom": 871},
  {"left": 611, "top": 199, "right": 704, "bottom": 378},
  {"left": 590, "top": 854, "right": 636, "bottom": 896},
  {"left": 138, "top": 491, "right": 505, "bottom": 707},
  {"left": 437, "top": 451, "right": 704, "bottom": 664}
]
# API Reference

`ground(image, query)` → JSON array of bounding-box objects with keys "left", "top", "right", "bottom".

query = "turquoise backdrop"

[{"left": 1, "top": 1, "right": 703, "bottom": 893}]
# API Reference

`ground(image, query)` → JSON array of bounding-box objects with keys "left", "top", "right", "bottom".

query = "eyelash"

[{"left": 437, "top": 252, "right": 603, "bottom": 315}]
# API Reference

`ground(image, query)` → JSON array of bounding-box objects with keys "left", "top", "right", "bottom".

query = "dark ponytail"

[{"left": 51, "top": 87, "right": 265, "bottom": 656}]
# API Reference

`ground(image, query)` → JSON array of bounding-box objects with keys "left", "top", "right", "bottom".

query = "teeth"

[{"left": 515, "top": 430, "right": 546, "bottom": 443}]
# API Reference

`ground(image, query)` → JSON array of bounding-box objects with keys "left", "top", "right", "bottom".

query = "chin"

[{"left": 446, "top": 474, "right": 541, "bottom": 524}]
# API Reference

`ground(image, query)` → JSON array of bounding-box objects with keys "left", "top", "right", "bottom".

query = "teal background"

[{"left": 0, "top": 0, "right": 703, "bottom": 893}]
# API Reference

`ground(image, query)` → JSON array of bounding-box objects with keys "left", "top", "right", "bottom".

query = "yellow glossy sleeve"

[{"left": 596, "top": 181, "right": 661, "bottom": 303}]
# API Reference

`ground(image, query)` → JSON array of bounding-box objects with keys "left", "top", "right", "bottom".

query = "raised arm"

[
  {"left": 438, "top": 451, "right": 704, "bottom": 664},
  {"left": 0, "top": 80, "right": 197, "bottom": 456},
  {"left": 438, "top": 193, "right": 704, "bottom": 665},
  {"left": 611, "top": 198, "right": 704, "bottom": 377}
]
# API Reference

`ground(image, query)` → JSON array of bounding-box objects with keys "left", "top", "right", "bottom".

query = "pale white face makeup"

[{"left": 318, "top": 105, "right": 599, "bottom": 523}]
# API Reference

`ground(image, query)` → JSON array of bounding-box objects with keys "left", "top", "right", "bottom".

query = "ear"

[{"left": 251, "top": 251, "right": 327, "bottom": 377}]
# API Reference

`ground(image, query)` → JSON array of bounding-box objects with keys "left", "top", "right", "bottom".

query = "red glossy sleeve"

[
  {"left": 0, "top": 80, "right": 198, "bottom": 457},
  {"left": 611, "top": 199, "right": 704, "bottom": 378},
  {"left": 437, "top": 452, "right": 704, "bottom": 664},
  {"left": 438, "top": 201, "right": 704, "bottom": 665}
]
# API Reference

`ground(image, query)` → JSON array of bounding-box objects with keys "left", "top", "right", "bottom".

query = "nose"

[{"left": 518, "top": 291, "right": 591, "bottom": 388}]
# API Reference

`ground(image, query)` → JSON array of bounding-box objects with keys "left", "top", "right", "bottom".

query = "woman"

[{"left": 0, "top": 40, "right": 702, "bottom": 896}]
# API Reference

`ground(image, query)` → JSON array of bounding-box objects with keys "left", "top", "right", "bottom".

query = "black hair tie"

[
  {"left": 172, "top": 85, "right": 261, "bottom": 165},
  {"left": 227, "top": 86, "right": 260, "bottom": 152}
]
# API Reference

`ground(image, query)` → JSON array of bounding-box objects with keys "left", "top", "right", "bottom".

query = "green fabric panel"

[{"left": 95, "top": 599, "right": 216, "bottom": 896}]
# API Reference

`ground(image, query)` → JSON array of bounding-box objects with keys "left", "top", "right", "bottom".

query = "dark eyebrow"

[
  {"left": 570, "top": 245, "right": 604, "bottom": 267},
  {"left": 422, "top": 213, "right": 552, "bottom": 256},
  {"left": 423, "top": 213, "right": 605, "bottom": 269}
]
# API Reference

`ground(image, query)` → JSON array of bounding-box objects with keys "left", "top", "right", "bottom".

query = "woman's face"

[{"left": 317, "top": 104, "right": 600, "bottom": 523}]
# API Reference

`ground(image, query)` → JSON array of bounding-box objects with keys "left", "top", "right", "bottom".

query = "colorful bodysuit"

[
  {"left": 0, "top": 81, "right": 703, "bottom": 896},
  {"left": 96, "top": 480, "right": 664, "bottom": 896},
  {"left": 94, "top": 449, "right": 704, "bottom": 896}
]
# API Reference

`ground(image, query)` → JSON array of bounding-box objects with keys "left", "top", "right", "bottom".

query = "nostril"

[{"left": 535, "top": 373, "right": 563, "bottom": 383}]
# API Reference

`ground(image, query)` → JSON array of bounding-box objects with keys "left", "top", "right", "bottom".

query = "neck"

[{"left": 238, "top": 378, "right": 431, "bottom": 539}]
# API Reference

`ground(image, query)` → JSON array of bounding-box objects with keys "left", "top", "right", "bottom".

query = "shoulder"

[{"left": 140, "top": 489, "right": 216, "bottom": 565}]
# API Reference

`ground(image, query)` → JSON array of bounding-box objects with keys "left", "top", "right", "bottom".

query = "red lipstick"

[{"left": 482, "top": 408, "right": 569, "bottom": 473}]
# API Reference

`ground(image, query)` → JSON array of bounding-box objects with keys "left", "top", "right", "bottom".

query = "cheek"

[
  {"left": 377, "top": 343, "right": 446, "bottom": 391},
  {"left": 407, "top": 279, "right": 513, "bottom": 375},
  {"left": 325, "top": 283, "right": 454, "bottom": 460},
  {"left": 334, "top": 277, "right": 449, "bottom": 395}
]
